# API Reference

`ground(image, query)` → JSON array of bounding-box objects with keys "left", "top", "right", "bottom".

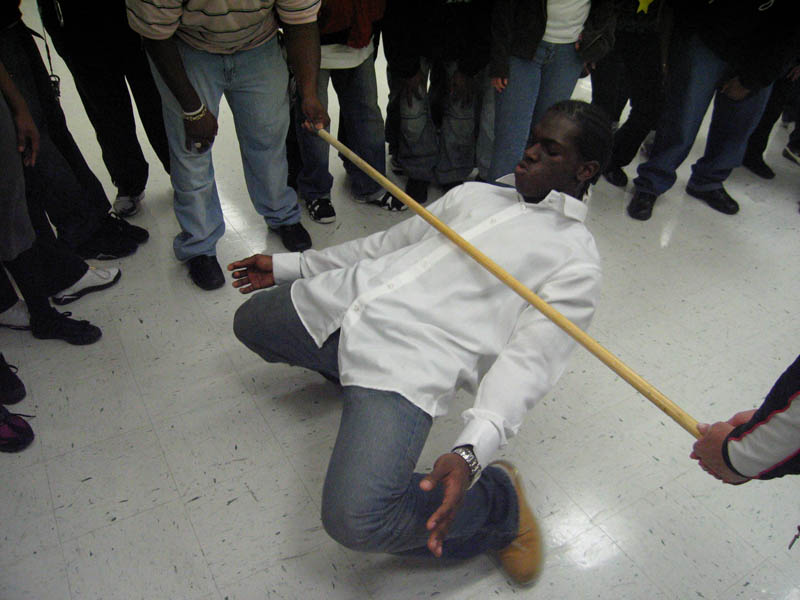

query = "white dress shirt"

[{"left": 271, "top": 182, "right": 602, "bottom": 468}]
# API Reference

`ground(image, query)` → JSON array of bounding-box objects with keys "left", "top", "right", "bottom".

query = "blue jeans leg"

[
  {"left": 687, "top": 83, "right": 772, "bottom": 191},
  {"left": 398, "top": 59, "right": 439, "bottom": 182},
  {"left": 333, "top": 56, "right": 386, "bottom": 197},
  {"left": 226, "top": 40, "right": 300, "bottom": 228},
  {"left": 150, "top": 43, "right": 228, "bottom": 260},
  {"left": 634, "top": 32, "right": 727, "bottom": 196},
  {"left": 490, "top": 43, "right": 582, "bottom": 182},
  {"left": 295, "top": 69, "right": 335, "bottom": 201},
  {"left": 232, "top": 285, "right": 520, "bottom": 559}
]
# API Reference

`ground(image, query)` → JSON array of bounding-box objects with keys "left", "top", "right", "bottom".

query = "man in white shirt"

[{"left": 230, "top": 100, "right": 612, "bottom": 585}]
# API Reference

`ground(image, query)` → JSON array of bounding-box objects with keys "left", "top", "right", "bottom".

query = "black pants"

[
  {"left": 592, "top": 30, "right": 664, "bottom": 169},
  {"left": 0, "top": 20, "right": 110, "bottom": 248},
  {"left": 38, "top": 0, "right": 170, "bottom": 195},
  {"left": 746, "top": 73, "right": 800, "bottom": 159}
]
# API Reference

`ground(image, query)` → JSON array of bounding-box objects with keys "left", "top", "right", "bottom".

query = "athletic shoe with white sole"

[
  {"left": 53, "top": 266, "right": 121, "bottom": 305},
  {"left": 113, "top": 190, "right": 145, "bottom": 217},
  {"left": 305, "top": 196, "right": 337, "bottom": 223}
]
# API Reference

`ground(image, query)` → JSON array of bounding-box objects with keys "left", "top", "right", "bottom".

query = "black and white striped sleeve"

[{"left": 723, "top": 355, "right": 800, "bottom": 480}]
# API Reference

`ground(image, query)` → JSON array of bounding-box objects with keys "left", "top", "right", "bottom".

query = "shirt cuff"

[
  {"left": 453, "top": 417, "right": 502, "bottom": 471},
  {"left": 271, "top": 252, "right": 303, "bottom": 284}
]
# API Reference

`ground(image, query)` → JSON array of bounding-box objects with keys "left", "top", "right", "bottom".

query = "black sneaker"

[
  {"left": 742, "top": 154, "right": 775, "bottom": 179},
  {"left": 271, "top": 222, "right": 312, "bottom": 252},
  {"left": 405, "top": 178, "right": 429, "bottom": 204},
  {"left": 187, "top": 255, "right": 225, "bottom": 290},
  {"left": 103, "top": 213, "right": 149, "bottom": 244},
  {"left": 31, "top": 311, "right": 102, "bottom": 345},
  {"left": 0, "top": 354, "right": 26, "bottom": 405},
  {"left": 0, "top": 405, "right": 34, "bottom": 453},
  {"left": 76, "top": 228, "right": 138, "bottom": 260},
  {"left": 686, "top": 186, "right": 739, "bottom": 215},
  {"left": 627, "top": 191, "right": 657, "bottom": 220},
  {"left": 306, "top": 196, "right": 336, "bottom": 224},
  {"left": 603, "top": 166, "right": 628, "bottom": 187},
  {"left": 369, "top": 191, "right": 407, "bottom": 212}
]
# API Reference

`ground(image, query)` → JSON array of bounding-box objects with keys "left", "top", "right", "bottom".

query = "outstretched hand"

[
  {"left": 227, "top": 254, "right": 275, "bottom": 293},
  {"left": 419, "top": 452, "right": 471, "bottom": 557}
]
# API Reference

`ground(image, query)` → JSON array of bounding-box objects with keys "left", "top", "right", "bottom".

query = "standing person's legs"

[
  {"left": 633, "top": 32, "right": 728, "bottom": 197},
  {"left": 295, "top": 68, "right": 334, "bottom": 202},
  {"left": 149, "top": 42, "right": 227, "bottom": 261},
  {"left": 397, "top": 60, "right": 439, "bottom": 183},
  {"left": 489, "top": 53, "right": 544, "bottom": 182},
  {"left": 225, "top": 39, "right": 302, "bottom": 229},
  {"left": 122, "top": 29, "right": 172, "bottom": 175},
  {"left": 528, "top": 42, "right": 583, "bottom": 133},
  {"left": 745, "top": 77, "right": 790, "bottom": 163},
  {"left": 687, "top": 83, "right": 772, "bottom": 192},
  {"left": 435, "top": 61, "right": 477, "bottom": 186},
  {"left": 611, "top": 32, "right": 663, "bottom": 169},
  {"left": 590, "top": 48, "right": 627, "bottom": 125},
  {"left": 332, "top": 55, "right": 387, "bottom": 198}
]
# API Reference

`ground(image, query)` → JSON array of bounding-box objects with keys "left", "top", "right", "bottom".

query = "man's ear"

[{"left": 576, "top": 160, "right": 600, "bottom": 184}]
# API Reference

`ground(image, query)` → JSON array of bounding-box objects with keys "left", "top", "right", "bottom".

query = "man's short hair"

[{"left": 546, "top": 100, "right": 613, "bottom": 185}]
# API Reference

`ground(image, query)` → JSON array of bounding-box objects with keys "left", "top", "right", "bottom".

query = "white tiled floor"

[{"left": 3, "top": 5, "right": 800, "bottom": 599}]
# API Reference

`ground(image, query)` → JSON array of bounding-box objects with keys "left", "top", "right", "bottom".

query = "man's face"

[{"left": 514, "top": 113, "right": 586, "bottom": 200}]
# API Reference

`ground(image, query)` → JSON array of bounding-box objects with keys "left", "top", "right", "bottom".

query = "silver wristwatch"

[{"left": 452, "top": 445, "right": 482, "bottom": 489}]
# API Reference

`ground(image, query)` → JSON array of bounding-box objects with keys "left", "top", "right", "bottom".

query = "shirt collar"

[{"left": 495, "top": 174, "right": 588, "bottom": 223}]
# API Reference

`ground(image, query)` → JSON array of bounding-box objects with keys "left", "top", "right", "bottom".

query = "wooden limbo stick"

[{"left": 316, "top": 128, "right": 701, "bottom": 439}]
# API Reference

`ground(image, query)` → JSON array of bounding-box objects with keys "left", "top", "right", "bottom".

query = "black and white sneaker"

[
  {"left": 113, "top": 191, "right": 144, "bottom": 217},
  {"left": 354, "top": 190, "right": 407, "bottom": 212},
  {"left": 104, "top": 213, "right": 149, "bottom": 245},
  {"left": 53, "top": 266, "right": 121, "bottom": 305},
  {"left": 306, "top": 196, "right": 336, "bottom": 223}
]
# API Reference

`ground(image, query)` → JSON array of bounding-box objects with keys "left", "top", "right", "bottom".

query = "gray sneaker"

[{"left": 113, "top": 191, "right": 145, "bottom": 217}]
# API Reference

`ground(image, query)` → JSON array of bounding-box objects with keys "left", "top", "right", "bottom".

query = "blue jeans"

[
  {"left": 490, "top": 43, "right": 583, "bottom": 182},
  {"left": 634, "top": 32, "right": 772, "bottom": 196},
  {"left": 150, "top": 38, "right": 300, "bottom": 261},
  {"left": 398, "top": 60, "right": 479, "bottom": 185},
  {"left": 233, "top": 285, "right": 519, "bottom": 558},
  {"left": 294, "top": 55, "right": 385, "bottom": 200}
]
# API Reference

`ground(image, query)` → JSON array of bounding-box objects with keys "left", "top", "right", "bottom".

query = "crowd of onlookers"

[{"left": 1, "top": 0, "right": 798, "bottom": 452}]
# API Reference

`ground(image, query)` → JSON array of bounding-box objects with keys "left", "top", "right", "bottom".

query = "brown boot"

[{"left": 492, "top": 460, "right": 544, "bottom": 585}]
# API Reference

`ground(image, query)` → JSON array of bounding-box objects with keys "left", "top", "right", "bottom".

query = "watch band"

[{"left": 452, "top": 445, "right": 482, "bottom": 489}]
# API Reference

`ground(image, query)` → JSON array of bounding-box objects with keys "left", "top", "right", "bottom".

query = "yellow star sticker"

[{"left": 637, "top": 0, "right": 655, "bottom": 13}]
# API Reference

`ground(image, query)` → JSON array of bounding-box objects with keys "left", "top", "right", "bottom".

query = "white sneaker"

[
  {"left": 113, "top": 191, "right": 145, "bottom": 217},
  {"left": 0, "top": 300, "right": 30, "bottom": 330},
  {"left": 53, "top": 267, "right": 121, "bottom": 305}
]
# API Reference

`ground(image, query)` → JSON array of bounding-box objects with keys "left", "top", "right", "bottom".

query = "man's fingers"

[{"left": 227, "top": 257, "right": 255, "bottom": 271}]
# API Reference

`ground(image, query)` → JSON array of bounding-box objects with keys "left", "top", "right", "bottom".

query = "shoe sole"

[
  {"left": 113, "top": 205, "right": 140, "bottom": 218},
  {"left": 32, "top": 328, "right": 102, "bottom": 345},
  {"left": 311, "top": 216, "right": 336, "bottom": 224},
  {"left": 0, "top": 323, "right": 31, "bottom": 331},
  {"left": 52, "top": 270, "right": 122, "bottom": 306}
]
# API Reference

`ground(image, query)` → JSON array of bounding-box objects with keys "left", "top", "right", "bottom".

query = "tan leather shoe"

[{"left": 492, "top": 460, "right": 544, "bottom": 585}]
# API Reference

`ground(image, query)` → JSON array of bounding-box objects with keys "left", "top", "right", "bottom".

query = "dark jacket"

[
  {"left": 675, "top": 0, "right": 796, "bottom": 91},
  {"left": 490, "top": 0, "right": 616, "bottom": 79},
  {"left": 317, "top": 0, "right": 385, "bottom": 49},
  {"left": 383, "top": 0, "right": 493, "bottom": 79}
]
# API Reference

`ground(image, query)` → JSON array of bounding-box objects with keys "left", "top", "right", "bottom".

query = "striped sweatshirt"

[
  {"left": 126, "top": 0, "right": 320, "bottom": 54},
  {"left": 724, "top": 355, "right": 800, "bottom": 480}
]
